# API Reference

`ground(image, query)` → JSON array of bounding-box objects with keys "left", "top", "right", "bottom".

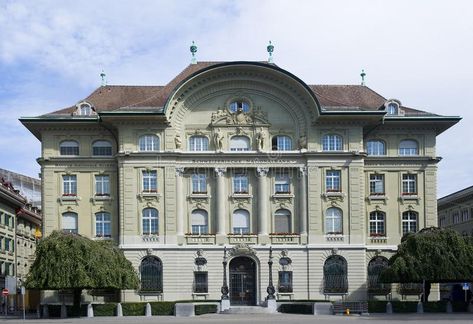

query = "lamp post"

[
  {"left": 220, "top": 247, "right": 230, "bottom": 311},
  {"left": 267, "top": 246, "right": 275, "bottom": 300},
  {"left": 221, "top": 247, "right": 229, "bottom": 300}
]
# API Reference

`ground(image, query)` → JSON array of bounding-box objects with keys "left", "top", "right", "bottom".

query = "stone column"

[
  {"left": 175, "top": 167, "right": 185, "bottom": 236},
  {"left": 299, "top": 166, "right": 308, "bottom": 235},
  {"left": 215, "top": 168, "right": 227, "bottom": 236},
  {"left": 257, "top": 167, "right": 269, "bottom": 236}
]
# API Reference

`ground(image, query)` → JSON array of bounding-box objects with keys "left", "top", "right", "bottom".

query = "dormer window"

[
  {"left": 387, "top": 103, "right": 398, "bottom": 115},
  {"left": 79, "top": 103, "right": 92, "bottom": 116},
  {"left": 385, "top": 99, "right": 402, "bottom": 116},
  {"left": 229, "top": 100, "right": 250, "bottom": 113},
  {"left": 75, "top": 101, "right": 95, "bottom": 116}
]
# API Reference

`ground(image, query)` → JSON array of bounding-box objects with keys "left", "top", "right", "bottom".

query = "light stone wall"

[{"left": 34, "top": 65, "right": 444, "bottom": 304}]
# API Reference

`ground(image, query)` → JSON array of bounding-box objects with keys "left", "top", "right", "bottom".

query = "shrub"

[
  {"left": 279, "top": 303, "right": 312, "bottom": 314},
  {"left": 150, "top": 302, "right": 175, "bottom": 315},
  {"left": 93, "top": 303, "right": 117, "bottom": 316},
  {"left": 195, "top": 304, "right": 218, "bottom": 315},
  {"left": 121, "top": 302, "right": 146, "bottom": 316}
]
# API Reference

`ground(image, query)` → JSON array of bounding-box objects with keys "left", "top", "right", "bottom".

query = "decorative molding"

[
  {"left": 214, "top": 167, "right": 227, "bottom": 177},
  {"left": 228, "top": 243, "right": 258, "bottom": 256},
  {"left": 256, "top": 167, "right": 269, "bottom": 177},
  {"left": 175, "top": 167, "right": 185, "bottom": 177}
]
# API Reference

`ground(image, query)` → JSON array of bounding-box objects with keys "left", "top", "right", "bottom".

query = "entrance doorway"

[{"left": 229, "top": 256, "right": 257, "bottom": 306}]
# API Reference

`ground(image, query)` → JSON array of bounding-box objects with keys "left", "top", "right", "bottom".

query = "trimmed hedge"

[
  {"left": 93, "top": 303, "right": 118, "bottom": 316},
  {"left": 195, "top": 304, "right": 218, "bottom": 315},
  {"left": 368, "top": 300, "right": 470, "bottom": 313},
  {"left": 279, "top": 303, "right": 312, "bottom": 314}
]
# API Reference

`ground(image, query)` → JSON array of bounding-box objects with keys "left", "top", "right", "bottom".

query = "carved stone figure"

[
  {"left": 174, "top": 134, "right": 182, "bottom": 149},
  {"left": 298, "top": 135, "right": 307, "bottom": 150},
  {"left": 256, "top": 128, "right": 266, "bottom": 151},
  {"left": 214, "top": 128, "right": 224, "bottom": 151}
]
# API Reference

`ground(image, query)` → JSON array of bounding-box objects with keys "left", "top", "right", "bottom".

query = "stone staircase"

[{"left": 221, "top": 306, "right": 275, "bottom": 314}]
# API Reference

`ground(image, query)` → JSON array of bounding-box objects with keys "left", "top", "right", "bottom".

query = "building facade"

[
  {"left": 438, "top": 186, "right": 473, "bottom": 237},
  {"left": 21, "top": 61, "right": 460, "bottom": 304},
  {"left": 0, "top": 175, "right": 42, "bottom": 310}
]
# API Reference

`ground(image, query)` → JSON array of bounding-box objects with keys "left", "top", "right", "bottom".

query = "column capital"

[
  {"left": 214, "top": 167, "right": 227, "bottom": 177},
  {"left": 299, "top": 166, "right": 308, "bottom": 176},
  {"left": 175, "top": 167, "right": 185, "bottom": 177},
  {"left": 256, "top": 167, "right": 270, "bottom": 177}
]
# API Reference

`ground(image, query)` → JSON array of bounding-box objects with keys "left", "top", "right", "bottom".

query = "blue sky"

[{"left": 0, "top": 0, "right": 472, "bottom": 197}]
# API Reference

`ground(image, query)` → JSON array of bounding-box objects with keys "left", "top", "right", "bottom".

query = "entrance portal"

[{"left": 229, "top": 256, "right": 257, "bottom": 306}]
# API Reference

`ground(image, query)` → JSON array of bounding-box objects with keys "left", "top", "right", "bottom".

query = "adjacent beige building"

[
  {"left": 21, "top": 60, "right": 460, "bottom": 305},
  {"left": 438, "top": 186, "right": 473, "bottom": 236}
]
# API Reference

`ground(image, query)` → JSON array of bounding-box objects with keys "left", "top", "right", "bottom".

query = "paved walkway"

[{"left": 2, "top": 313, "right": 473, "bottom": 324}]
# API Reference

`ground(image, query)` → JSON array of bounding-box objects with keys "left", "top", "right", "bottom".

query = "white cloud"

[{"left": 0, "top": 0, "right": 472, "bottom": 196}]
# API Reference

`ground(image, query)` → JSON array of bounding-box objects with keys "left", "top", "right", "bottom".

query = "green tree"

[
  {"left": 26, "top": 231, "right": 139, "bottom": 316},
  {"left": 380, "top": 227, "right": 473, "bottom": 301}
]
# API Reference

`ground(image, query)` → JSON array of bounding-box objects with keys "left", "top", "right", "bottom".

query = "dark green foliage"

[
  {"left": 26, "top": 231, "right": 139, "bottom": 290},
  {"left": 368, "top": 301, "right": 469, "bottom": 313},
  {"left": 121, "top": 302, "right": 146, "bottom": 316},
  {"left": 380, "top": 227, "right": 473, "bottom": 283},
  {"left": 93, "top": 303, "right": 118, "bottom": 316},
  {"left": 278, "top": 303, "right": 313, "bottom": 314},
  {"left": 150, "top": 302, "right": 175, "bottom": 315},
  {"left": 195, "top": 304, "right": 218, "bottom": 315}
]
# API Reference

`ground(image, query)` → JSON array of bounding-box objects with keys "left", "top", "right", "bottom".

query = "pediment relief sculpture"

[
  {"left": 210, "top": 106, "right": 270, "bottom": 126},
  {"left": 228, "top": 243, "right": 257, "bottom": 257}
]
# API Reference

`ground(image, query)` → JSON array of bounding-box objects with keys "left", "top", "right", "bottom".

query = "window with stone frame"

[
  {"left": 191, "top": 173, "right": 207, "bottom": 194},
  {"left": 142, "top": 208, "right": 159, "bottom": 235},
  {"left": 62, "top": 175, "right": 77, "bottom": 196},
  {"left": 233, "top": 173, "right": 249, "bottom": 194},
  {"left": 95, "top": 212, "right": 111, "bottom": 237},
  {"left": 325, "top": 170, "right": 341, "bottom": 192},
  {"left": 369, "top": 174, "right": 385, "bottom": 195},
  {"left": 322, "top": 134, "right": 343, "bottom": 151},
  {"left": 323, "top": 255, "right": 348, "bottom": 294},
  {"left": 193, "top": 271, "right": 208, "bottom": 293},
  {"left": 272, "top": 135, "right": 292, "bottom": 151},
  {"left": 189, "top": 136, "right": 209, "bottom": 151},
  {"left": 366, "top": 139, "right": 386, "bottom": 156},
  {"left": 139, "top": 135, "right": 160, "bottom": 151},
  {"left": 191, "top": 209, "right": 208, "bottom": 235},
  {"left": 62, "top": 212, "right": 78, "bottom": 234},
  {"left": 95, "top": 175, "right": 110, "bottom": 196},
  {"left": 92, "top": 140, "right": 113, "bottom": 156},
  {"left": 142, "top": 170, "right": 157, "bottom": 193},
  {"left": 59, "top": 140, "right": 79, "bottom": 156},
  {"left": 401, "top": 174, "right": 417, "bottom": 195},
  {"left": 369, "top": 211, "right": 385, "bottom": 236},
  {"left": 402, "top": 211, "right": 417, "bottom": 234},
  {"left": 278, "top": 271, "right": 293, "bottom": 293},
  {"left": 140, "top": 256, "right": 163, "bottom": 292},
  {"left": 325, "top": 207, "right": 343, "bottom": 234}
]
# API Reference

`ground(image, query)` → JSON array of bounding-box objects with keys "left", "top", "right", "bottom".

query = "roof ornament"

[
  {"left": 190, "top": 41, "right": 198, "bottom": 64},
  {"left": 100, "top": 70, "right": 107, "bottom": 86},
  {"left": 360, "top": 69, "right": 366, "bottom": 86},
  {"left": 267, "top": 40, "right": 274, "bottom": 63}
]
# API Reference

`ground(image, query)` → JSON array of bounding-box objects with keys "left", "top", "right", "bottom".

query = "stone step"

[{"left": 221, "top": 306, "right": 273, "bottom": 314}]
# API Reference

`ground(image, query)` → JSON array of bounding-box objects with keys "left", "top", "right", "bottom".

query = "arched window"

[
  {"left": 62, "top": 212, "right": 78, "bottom": 234},
  {"left": 272, "top": 135, "right": 292, "bottom": 151},
  {"left": 322, "top": 134, "right": 343, "bottom": 151},
  {"left": 369, "top": 211, "right": 385, "bottom": 236},
  {"left": 323, "top": 255, "right": 348, "bottom": 294},
  {"left": 402, "top": 211, "right": 417, "bottom": 235},
  {"left": 366, "top": 140, "right": 386, "bottom": 156},
  {"left": 399, "top": 140, "right": 418, "bottom": 156},
  {"left": 139, "top": 135, "right": 159, "bottom": 151},
  {"left": 189, "top": 136, "right": 209, "bottom": 151},
  {"left": 232, "top": 209, "right": 250, "bottom": 234},
  {"left": 274, "top": 209, "right": 291, "bottom": 233},
  {"left": 142, "top": 208, "right": 159, "bottom": 235},
  {"left": 60, "top": 140, "right": 79, "bottom": 156},
  {"left": 140, "top": 256, "right": 163, "bottom": 292},
  {"left": 95, "top": 212, "right": 111, "bottom": 237},
  {"left": 230, "top": 136, "right": 250, "bottom": 151},
  {"left": 191, "top": 209, "right": 208, "bottom": 235},
  {"left": 78, "top": 103, "right": 92, "bottom": 116},
  {"left": 367, "top": 256, "right": 390, "bottom": 294},
  {"left": 386, "top": 102, "right": 399, "bottom": 115},
  {"left": 325, "top": 208, "right": 343, "bottom": 234},
  {"left": 92, "top": 140, "right": 112, "bottom": 156}
]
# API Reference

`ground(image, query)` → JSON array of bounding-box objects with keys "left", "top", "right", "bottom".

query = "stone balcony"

[
  {"left": 228, "top": 234, "right": 258, "bottom": 245},
  {"left": 185, "top": 234, "right": 216, "bottom": 245},
  {"left": 269, "top": 234, "right": 300, "bottom": 244}
]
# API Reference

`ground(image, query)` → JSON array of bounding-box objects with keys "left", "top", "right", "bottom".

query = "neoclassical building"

[{"left": 21, "top": 60, "right": 460, "bottom": 305}]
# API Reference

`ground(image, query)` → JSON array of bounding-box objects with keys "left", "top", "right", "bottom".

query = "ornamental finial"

[
  {"left": 100, "top": 70, "right": 107, "bottom": 86},
  {"left": 360, "top": 69, "right": 366, "bottom": 86},
  {"left": 190, "top": 41, "right": 198, "bottom": 64},
  {"left": 267, "top": 40, "right": 274, "bottom": 63}
]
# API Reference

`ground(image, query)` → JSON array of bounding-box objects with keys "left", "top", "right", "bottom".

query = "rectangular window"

[
  {"left": 369, "top": 212, "right": 385, "bottom": 236},
  {"left": 193, "top": 271, "right": 208, "bottom": 293},
  {"left": 401, "top": 174, "right": 417, "bottom": 195},
  {"left": 369, "top": 174, "right": 385, "bottom": 195},
  {"left": 233, "top": 174, "right": 249, "bottom": 194},
  {"left": 452, "top": 211, "right": 460, "bottom": 224},
  {"left": 278, "top": 271, "right": 293, "bottom": 293},
  {"left": 461, "top": 209, "right": 470, "bottom": 222},
  {"left": 275, "top": 172, "right": 290, "bottom": 194},
  {"left": 95, "top": 175, "right": 110, "bottom": 196},
  {"left": 192, "top": 174, "right": 207, "bottom": 194},
  {"left": 142, "top": 170, "right": 157, "bottom": 193},
  {"left": 326, "top": 170, "right": 341, "bottom": 192},
  {"left": 96, "top": 213, "right": 111, "bottom": 237},
  {"left": 63, "top": 175, "right": 77, "bottom": 196}
]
